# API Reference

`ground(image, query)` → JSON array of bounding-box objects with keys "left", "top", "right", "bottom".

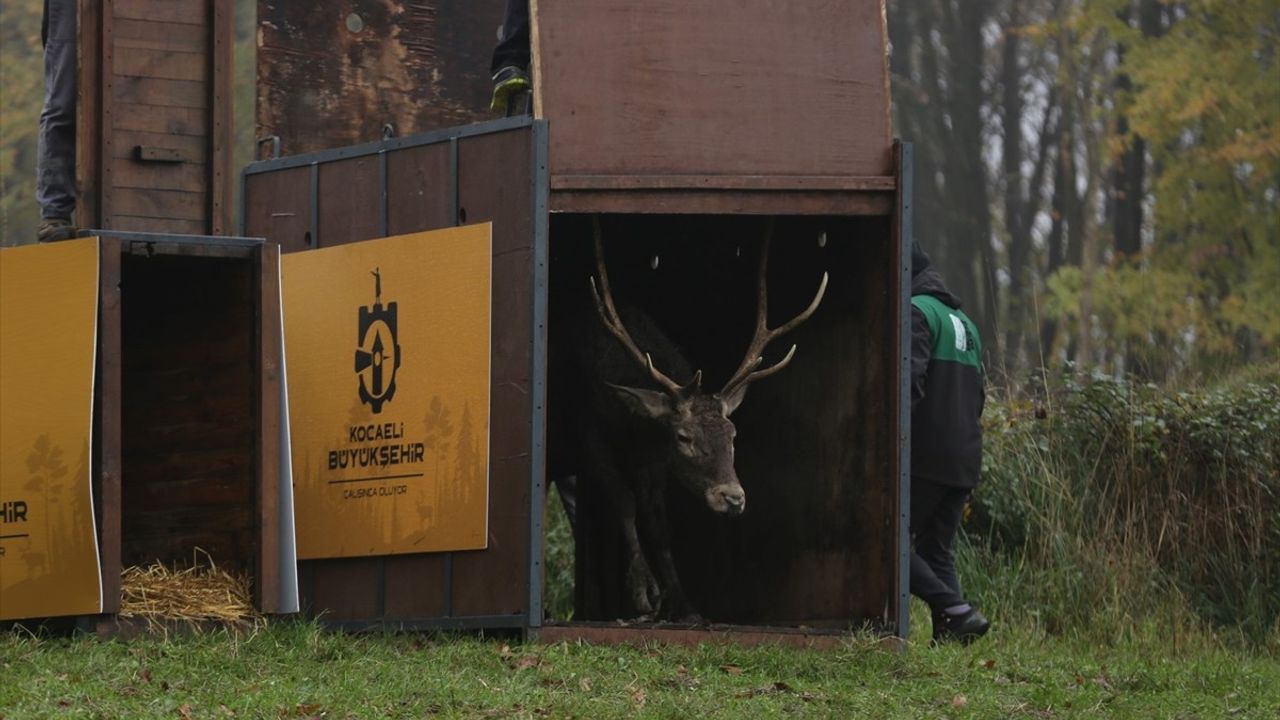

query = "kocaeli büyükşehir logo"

[{"left": 354, "top": 268, "right": 401, "bottom": 414}]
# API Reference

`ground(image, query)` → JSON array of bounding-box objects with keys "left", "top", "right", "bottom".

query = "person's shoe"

[
  {"left": 489, "top": 65, "right": 530, "bottom": 116},
  {"left": 36, "top": 217, "right": 78, "bottom": 243},
  {"left": 932, "top": 607, "right": 990, "bottom": 644}
]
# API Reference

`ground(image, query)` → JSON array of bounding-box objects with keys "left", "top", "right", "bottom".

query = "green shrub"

[{"left": 966, "top": 364, "right": 1280, "bottom": 645}]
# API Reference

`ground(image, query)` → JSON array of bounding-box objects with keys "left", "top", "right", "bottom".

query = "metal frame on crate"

[
  {"left": 240, "top": 117, "right": 550, "bottom": 634},
  {"left": 895, "top": 141, "right": 914, "bottom": 641}
]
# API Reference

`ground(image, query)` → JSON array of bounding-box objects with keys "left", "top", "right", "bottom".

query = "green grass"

[{"left": 2, "top": 611, "right": 1278, "bottom": 720}]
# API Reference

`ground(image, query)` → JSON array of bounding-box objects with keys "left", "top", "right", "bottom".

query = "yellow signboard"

[
  {"left": 0, "top": 238, "right": 103, "bottom": 620},
  {"left": 282, "top": 226, "right": 492, "bottom": 559}
]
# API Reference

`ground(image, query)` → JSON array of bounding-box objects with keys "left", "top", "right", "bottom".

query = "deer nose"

[{"left": 721, "top": 487, "right": 746, "bottom": 513}]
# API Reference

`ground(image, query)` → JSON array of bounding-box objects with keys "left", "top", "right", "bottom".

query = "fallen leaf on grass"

[
  {"left": 720, "top": 664, "right": 744, "bottom": 675},
  {"left": 629, "top": 687, "right": 647, "bottom": 709},
  {"left": 141, "top": 668, "right": 153, "bottom": 682},
  {"left": 57, "top": 700, "right": 71, "bottom": 708},
  {"left": 220, "top": 705, "right": 236, "bottom": 717},
  {"left": 540, "top": 678, "right": 565, "bottom": 688},
  {"left": 951, "top": 695, "right": 968, "bottom": 708},
  {"left": 498, "top": 644, "right": 513, "bottom": 659},
  {"left": 735, "top": 682, "right": 799, "bottom": 699},
  {"left": 982, "top": 659, "right": 996, "bottom": 669},
  {"left": 578, "top": 677, "right": 592, "bottom": 692},
  {"left": 509, "top": 655, "right": 540, "bottom": 671},
  {"left": 178, "top": 704, "right": 195, "bottom": 720}
]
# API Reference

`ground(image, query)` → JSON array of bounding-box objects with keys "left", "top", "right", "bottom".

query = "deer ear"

[
  {"left": 608, "top": 383, "right": 673, "bottom": 419},
  {"left": 720, "top": 383, "right": 749, "bottom": 416}
]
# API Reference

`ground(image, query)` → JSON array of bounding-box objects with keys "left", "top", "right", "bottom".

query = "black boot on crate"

[
  {"left": 490, "top": 65, "right": 531, "bottom": 117},
  {"left": 36, "top": 217, "right": 78, "bottom": 243}
]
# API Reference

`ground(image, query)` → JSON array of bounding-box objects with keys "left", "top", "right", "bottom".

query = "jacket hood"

[{"left": 911, "top": 267, "right": 963, "bottom": 310}]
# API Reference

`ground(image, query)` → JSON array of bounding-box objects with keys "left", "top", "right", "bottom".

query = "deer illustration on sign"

[
  {"left": 580, "top": 217, "right": 828, "bottom": 621},
  {"left": 355, "top": 268, "right": 402, "bottom": 414}
]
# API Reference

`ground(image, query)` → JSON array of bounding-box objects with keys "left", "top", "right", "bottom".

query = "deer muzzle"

[{"left": 706, "top": 483, "right": 746, "bottom": 516}]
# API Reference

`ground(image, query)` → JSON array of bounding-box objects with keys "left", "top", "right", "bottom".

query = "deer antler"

[
  {"left": 589, "top": 216, "right": 702, "bottom": 397},
  {"left": 719, "top": 217, "right": 829, "bottom": 398}
]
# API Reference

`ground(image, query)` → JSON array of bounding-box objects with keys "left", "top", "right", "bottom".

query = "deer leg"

[
  {"left": 636, "top": 477, "right": 701, "bottom": 624},
  {"left": 615, "top": 489, "right": 660, "bottom": 619}
]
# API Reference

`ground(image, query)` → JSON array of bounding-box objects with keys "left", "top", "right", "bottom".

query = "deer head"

[{"left": 589, "top": 217, "right": 828, "bottom": 516}]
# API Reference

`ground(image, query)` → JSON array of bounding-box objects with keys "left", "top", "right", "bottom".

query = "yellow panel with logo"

[
  {"left": 282, "top": 225, "right": 493, "bottom": 559},
  {"left": 0, "top": 238, "right": 104, "bottom": 620}
]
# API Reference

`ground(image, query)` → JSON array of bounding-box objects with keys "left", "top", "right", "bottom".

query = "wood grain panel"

[
  {"left": 115, "top": 0, "right": 209, "bottom": 25},
  {"left": 534, "top": 0, "right": 892, "bottom": 179},
  {"left": 243, "top": 166, "right": 313, "bottom": 253},
  {"left": 110, "top": 131, "right": 208, "bottom": 162},
  {"left": 310, "top": 561, "right": 380, "bottom": 621},
  {"left": 256, "top": 0, "right": 504, "bottom": 155},
  {"left": 114, "top": 48, "right": 207, "bottom": 82},
  {"left": 111, "top": 187, "right": 208, "bottom": 221},
  {"left": 386, "top": 143, "right": 454, "bottom": 235},
  {"left": 114, "top": 76, "right": 209, "bottom": 109},
  {"left": 315, "top": 156, "right": 382, "bottom": 246},
  {"left": 382, "top": 555, "right": 448, "bottom": 618},
  {"left": 109, "top": 215, "right": 207, "bottom": 235},
  {"left": 113, "top": 161, "right": 209, "bottom": 193},
  {"left": 114, "top": 105, "right": 209, "bottom": 137},
  {"left": 113, "top": 18, "right": 209, "bottom": 51}
]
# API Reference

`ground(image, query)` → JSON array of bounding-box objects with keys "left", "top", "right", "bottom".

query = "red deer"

[{"left": 575, "top": 217, "right": 827, "bottom": 621}]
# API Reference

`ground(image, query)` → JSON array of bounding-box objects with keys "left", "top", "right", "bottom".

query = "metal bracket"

[{"left": 256, "top": 136, "right": 282, "bottom": 161}]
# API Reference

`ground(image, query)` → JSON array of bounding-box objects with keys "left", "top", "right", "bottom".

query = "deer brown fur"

[{"left": 570, "top": 217, "right": 827, "bottom": 621}]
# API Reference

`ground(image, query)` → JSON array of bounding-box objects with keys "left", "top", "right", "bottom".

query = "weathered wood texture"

[
  {"left": 550, "top": 214, "right": 901, "bottom": 628},
  {"left": 96, "top": 235, "right": 281, "bottom": 613},
  {"left": 242, "top": 124, "right": 540, "bottom": 626},
  {"left": 533, "top": 1, "right": 893, "bottom": 191},
  {"left": 538, "top": 622, "right": 903, "bottom": 651},
  {"left": 256, "top": 1, "right": 505, "bottom": 156},
  {"left": 77, "top": 0, "right": 234, "bottom": 234}
]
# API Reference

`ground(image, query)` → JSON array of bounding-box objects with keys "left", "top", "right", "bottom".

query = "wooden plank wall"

[
  {"left": 242, "top": 125, "right": 538, "bottom": 626},
  {"left": 78, "top": 0, "right": 233, "bottom": 234},
  {"left": 533, "top": 0, "right": 892, "bottom": 183},
  {"left": 256, "top": 1, "right": 504, "bottom": 157}
]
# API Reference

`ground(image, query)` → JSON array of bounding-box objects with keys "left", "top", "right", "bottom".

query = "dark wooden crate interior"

[
  {"left": 548, "top": 214, "right": 898, "bottom": 626},
  {"left": 119, "top": 254, "right": 257, "bottom": 576}
]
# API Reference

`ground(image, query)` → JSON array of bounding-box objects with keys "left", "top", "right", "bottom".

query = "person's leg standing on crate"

[
  {"left": 908, "top": 242, "right": 990, "bottom": 644},
  {"left": 37, "top": 0, "right": 79, "bottom": 243},
  {"left": 489, "top": 0, "right": 531, "bottom": 116}
]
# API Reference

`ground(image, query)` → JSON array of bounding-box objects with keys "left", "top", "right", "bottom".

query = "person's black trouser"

[
  {"left": 39, "top": 0, "right": 77, "bottom": 221},
  {"left": 909, "top": 478, "right": 970, "bottom": 613},
  {"left": 490, "top": 0, "right": 530, "bottom": 74}
]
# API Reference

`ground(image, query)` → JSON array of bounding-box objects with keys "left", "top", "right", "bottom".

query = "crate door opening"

[
  {"left": 547, "top": 214, "right": 900, "bottom": 627},
  {"left": 119, "top": 254, "right": 259, "bottom": 605}
]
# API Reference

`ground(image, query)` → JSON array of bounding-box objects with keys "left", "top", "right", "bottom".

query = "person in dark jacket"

[
  {"left": 36, "top": 0, "right": 79, "bottom": 243},
  {"left": 909, "top": 242, "right": 990, "bottom": 643}
]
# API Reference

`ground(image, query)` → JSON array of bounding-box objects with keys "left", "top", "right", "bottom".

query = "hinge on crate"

[{"left": 134, "top": 146, "right": 189, "bottom": 163}]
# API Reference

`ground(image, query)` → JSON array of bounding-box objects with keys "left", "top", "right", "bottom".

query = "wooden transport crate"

[
  {"left": 76, "top": 0, "right": 235, "bottom": 235},
  {"left": 247, "top": 0, "right": 911, "bottom": 641},
  {"left": 242, "top": 119, "right": 549, "bottom": 630},
  {"left": 1, "top": 233, "right": 291, "bottom": 630}
]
